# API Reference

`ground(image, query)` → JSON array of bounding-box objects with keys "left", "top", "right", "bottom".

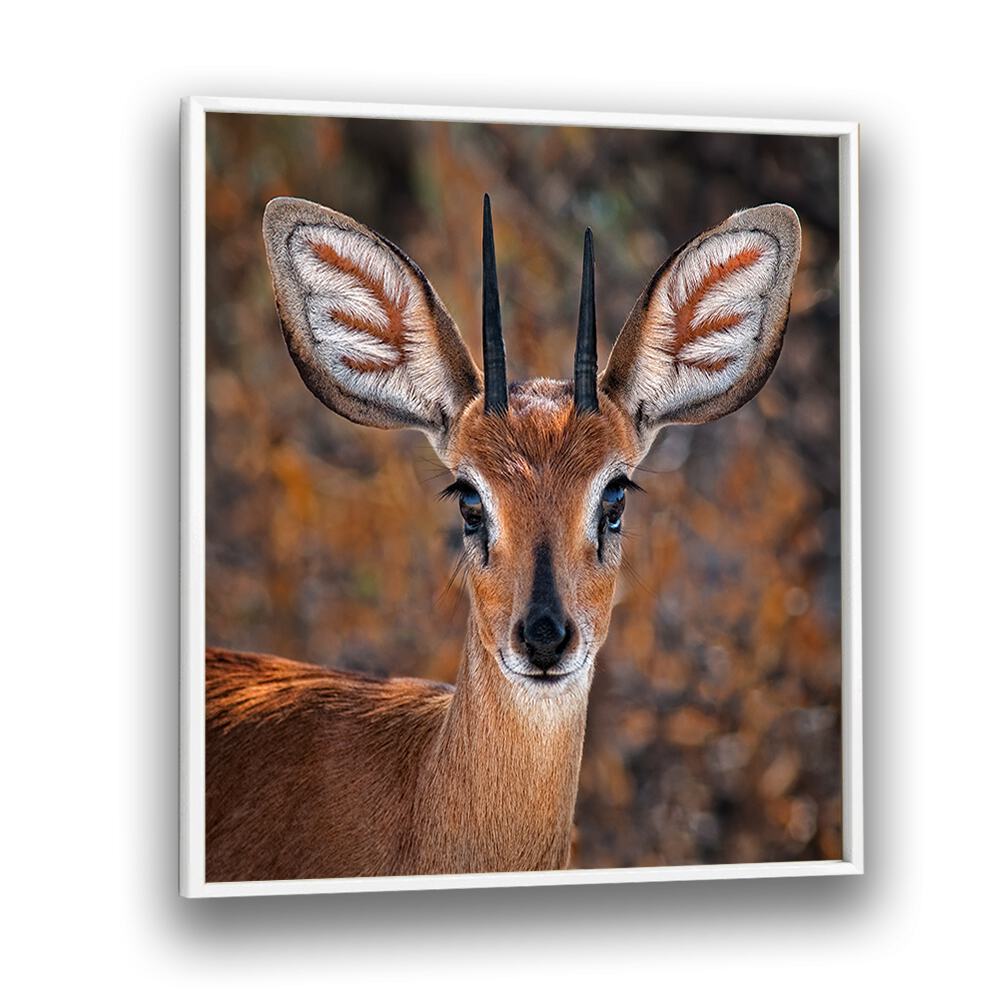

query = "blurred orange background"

[{"left": 205, "top": 112, "right": 842, "bottom": 867}]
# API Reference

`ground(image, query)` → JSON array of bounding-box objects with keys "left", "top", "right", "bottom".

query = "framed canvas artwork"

[{"left": 180, "top": 98, "right": 861, "bottom": 897}]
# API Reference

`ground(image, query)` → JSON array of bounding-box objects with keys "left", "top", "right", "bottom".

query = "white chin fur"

[{"left": 498, "top": 645, "right": 596, "bottom": 691}]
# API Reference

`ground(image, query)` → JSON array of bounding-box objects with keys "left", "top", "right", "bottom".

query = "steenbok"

[{"left": 206, "top": 194, "right": 801, "bottom": 881}]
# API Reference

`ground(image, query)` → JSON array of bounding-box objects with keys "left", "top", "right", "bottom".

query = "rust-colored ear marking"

[
  {"left": 669, "top": 245, "right": 762, "bottom": 371},
  {"left": 601, "top": 204, "right": 800, "bottom": 440},
  {"left": 263, "top": 196, "right": 483, "bottom": 448},
  {"left": 214, "top": 197, "right": 805, "bottom": 883},
  {"left": 310, "top": 239, "right": 409, "bottom": 374}
]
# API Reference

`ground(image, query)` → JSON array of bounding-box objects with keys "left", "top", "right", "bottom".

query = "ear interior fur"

[
  {"left": 263, "top": 198, "right": 482, "bottom": 449},
  {"left": 601, "top": 204, "right": 801, "bottom": 450}
]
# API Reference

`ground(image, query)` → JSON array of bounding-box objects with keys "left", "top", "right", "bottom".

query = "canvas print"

[{"left": 198, "top": 109, "right": 844, "bottom": 885}]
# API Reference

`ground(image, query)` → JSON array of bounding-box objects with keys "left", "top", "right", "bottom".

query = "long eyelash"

[
  {"left": 608, "top": 474, "right": 645, "bottom": 494},
  {"left": 438, "top": 480, "right": 472, "bottom": 501}
]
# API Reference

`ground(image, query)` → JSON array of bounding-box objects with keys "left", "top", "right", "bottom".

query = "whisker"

[
  {"left": 440, "top": 560, "right": 471, "bottom": 628},
  {"left": 621, "top": 553, "right": 654, "bottom": 598},
  {"left": 436, "top": 550, "right": 469, "bottom": 608},
  {"left": 626, "top": 461, "right": 668, "bottom": 476},
  {"left": 414, "top": 453, "right": 452, "bottom": 484},
  {"left": 419, "top": 468, "right": 454, "bottom": 487}
]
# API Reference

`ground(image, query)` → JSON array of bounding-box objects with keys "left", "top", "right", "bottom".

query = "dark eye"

[
  {"left": 601, "top": 481, "right": 627, "bottom": 533},
  {"left": 458, "top": 486, "right": 484, "bottom": 535}
]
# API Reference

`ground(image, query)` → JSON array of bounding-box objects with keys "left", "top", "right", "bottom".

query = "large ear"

[
  {"left": 262, "top": 197, "right": 482, "bottom": 452},
  {"left": 601, "top": 204, "right": 801, "bottom": 455}
]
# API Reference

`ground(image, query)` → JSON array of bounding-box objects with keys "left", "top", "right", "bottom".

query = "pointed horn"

[
  {"left": 481, "top": 194, "right": 508, "bottom": 415},
  {"left": 574, "top": 227, "right": 599, "bottom": 412}
]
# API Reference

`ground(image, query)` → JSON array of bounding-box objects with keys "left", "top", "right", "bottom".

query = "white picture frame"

[{"left": 180, "top": 97, "right": 862, "bottom": 898}]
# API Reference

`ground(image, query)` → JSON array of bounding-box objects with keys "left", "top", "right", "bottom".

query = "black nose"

[{"left": 516, "top": 610, "right": 573, "bottom": 670}]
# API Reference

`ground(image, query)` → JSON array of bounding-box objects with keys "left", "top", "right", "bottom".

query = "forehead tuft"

[
  {"left": 450, "top": 379, "right": 635, "bottom": 482},
  {"left": 509, "top": 378, "right": 574, "bottom": 413}
]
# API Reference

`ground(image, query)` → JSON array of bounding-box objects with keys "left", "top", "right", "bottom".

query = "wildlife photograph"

[{"left": 201, "top": 111, "right": 843, "bottom": 884}]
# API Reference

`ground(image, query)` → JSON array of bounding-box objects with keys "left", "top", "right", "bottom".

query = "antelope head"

[{"left": 263, "top": 195, "right": 801, "bottom": 705}]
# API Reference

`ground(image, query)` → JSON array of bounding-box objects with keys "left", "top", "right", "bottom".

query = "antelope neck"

[{"left": 417, "top": 623, "right": 590, "bottom": 869}]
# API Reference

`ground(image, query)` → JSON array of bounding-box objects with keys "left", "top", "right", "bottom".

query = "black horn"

[
  {"left": 574, "top": 227, "right": 599, "bottom": 412},
  {"left": 482, "top": 194, "right": 508, "bottom": 415}
]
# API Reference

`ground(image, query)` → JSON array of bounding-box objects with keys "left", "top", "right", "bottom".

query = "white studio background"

[{"left": 2, "top": 2, "right": 996, "bottom": 995}]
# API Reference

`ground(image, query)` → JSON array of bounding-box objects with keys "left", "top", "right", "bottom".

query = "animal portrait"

[{"left": 202, "top": 114, "right": 843, "bottom": 884}]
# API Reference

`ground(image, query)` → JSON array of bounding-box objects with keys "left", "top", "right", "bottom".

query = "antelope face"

[
  {"left": 443, "top": 383, "right": 641, "bottom": 690},
  {"left": 263, "top": 194, "right": 801, "bottom": 700}
]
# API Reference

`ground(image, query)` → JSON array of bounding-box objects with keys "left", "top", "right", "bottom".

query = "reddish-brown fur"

[
  {"left": 206, "top": 383, "right": 640, "bottom": 882},
  {"left": 208, "top": 197, "right": 799, "bottom": 883},
  {"left": 670, "top": 246, "right": 761, "bottom": 376},
  {"left": 445, "top": 382, "right": 637, "bottom": 675}
]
